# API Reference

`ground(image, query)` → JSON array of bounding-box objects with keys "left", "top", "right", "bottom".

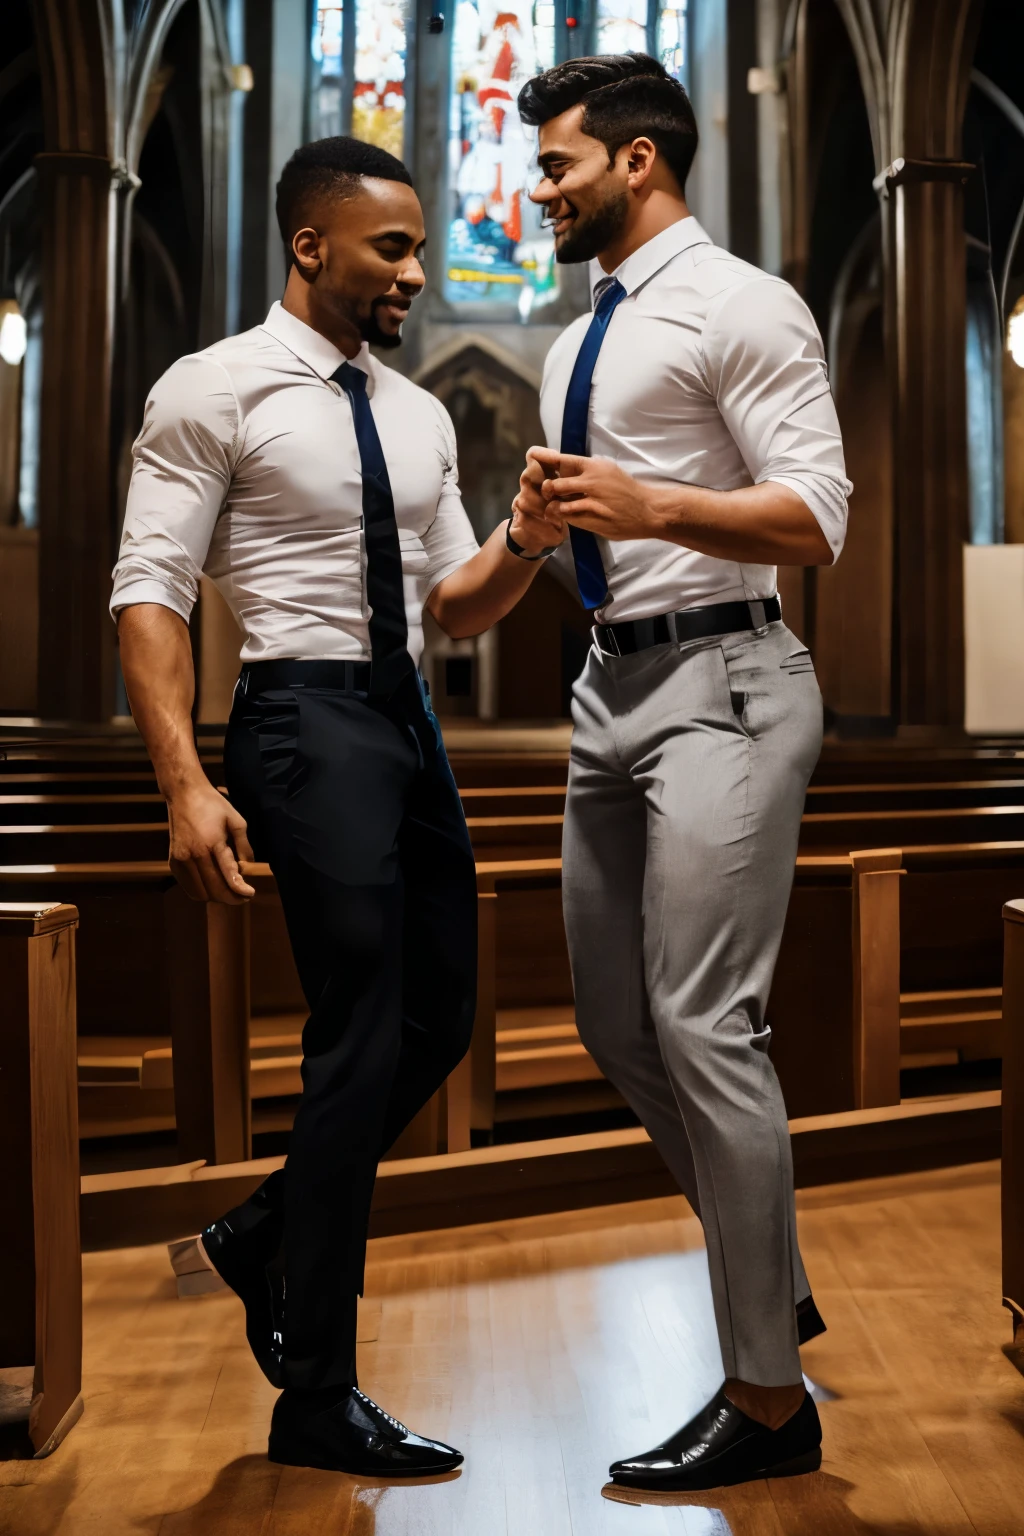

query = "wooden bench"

[
  {"left": 897, "top": 842, "right": 1024, "bottom": 1068},
  {"left": 1002, "top": 897, "right": 1024, "bottom": 1365},
  {"left": 0, "top": 793, "right": 168, "bottom": 824},
  {"left": 0, "top": 865, "right": 250, "bottom": 1165},
  {"left": 0, "top": 825, "right": 170, "bottom": 862},
  {"left": 0, "top": 902, "right": 83, "bottom": 1457},
  {"left": 807, "top": 778, "right": 1024, "bottom": 813},
  {"left": 799, "top": 805, "right": 1024, "bottom": 854},
  {"left": 6, "top": 853, "right": 472, "bottom": 1161},
  {"left": 0, "top": 773, "right": 163, "bottom": 797},
  {"left": 812, "top": 743, "right": 1024, "bottom": 786},
  {"left": 468, "top": 849, "right": 904, "bottom": 1134}
]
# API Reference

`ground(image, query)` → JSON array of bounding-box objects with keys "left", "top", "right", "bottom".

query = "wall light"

[
  {"left": 1010, "top": 300, "right": 1024, "bottom": 369},
  {"left": 0, "top": 309, "right": 27, "bottom": 366}
]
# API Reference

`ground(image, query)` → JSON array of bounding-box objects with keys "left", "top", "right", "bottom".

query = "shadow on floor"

[
  {"left": 601, "top": 1470, "right": 956, "bottom": 1535},
  {"left": 156, "top": 1453, "right": 462, "bottom": 1534}
]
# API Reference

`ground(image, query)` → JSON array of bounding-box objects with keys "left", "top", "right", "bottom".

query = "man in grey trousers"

[{"left": 509, "top": 55, "right": 851, "bottom": 1491}]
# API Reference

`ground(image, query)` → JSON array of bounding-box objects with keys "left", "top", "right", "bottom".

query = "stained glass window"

[
  {"left": 657, "top": 2, "right": 689, "bottom": 85},
  {"left": 309, "top": 2, "right": 409, "bottom": 156},
  {"left": 352, "top": 0, "right": 408, "bottom": 157},
  {"left": 446, "top": 1, "right": 558, "bottom": 310},
  {"left": 595, "top": 0, "right": 649, "bottom": 57},
  {"left": 310, "top": 5, "right": 344, "bottom": 140}
]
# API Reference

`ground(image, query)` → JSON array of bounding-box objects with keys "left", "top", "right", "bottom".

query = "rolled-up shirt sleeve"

[
  {"left": 421, "top": 398, "right": 480, "bottom": 591},
  {"left": 702, "top": 276, "right": 852, "bottom": 558},
  {"left": 110, "top": 353, "right": 238, "bottom": 622}
]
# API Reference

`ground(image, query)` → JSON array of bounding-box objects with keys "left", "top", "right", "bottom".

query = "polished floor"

[{"left": 3, "top": 1161, "right": 1024, "bottom": 1534}]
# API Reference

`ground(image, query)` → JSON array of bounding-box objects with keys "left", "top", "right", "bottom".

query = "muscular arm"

[
  {"left": 427, "top": 495, "right": 566, "bottom": 640},
  {"left": 528, "top": 450, "right": 834, "bottom": 566},
  {"left": 117, "top": 603, "right": 254, "bottom": 903}
]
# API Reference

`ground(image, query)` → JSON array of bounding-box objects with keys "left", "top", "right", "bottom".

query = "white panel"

[{"left": 963, "top": 543, "right": 1024, "bottom": 735}]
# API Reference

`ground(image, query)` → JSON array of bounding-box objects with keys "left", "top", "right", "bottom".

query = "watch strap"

[{"left": 506, "top": 518, "right": 557, "bottom": 562}]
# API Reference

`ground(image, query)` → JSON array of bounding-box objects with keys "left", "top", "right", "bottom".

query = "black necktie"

[{"left": 332, "top": 361, "right": 412, "bottom": 695}]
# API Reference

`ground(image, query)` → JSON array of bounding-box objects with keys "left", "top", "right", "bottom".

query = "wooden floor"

[{"left": 3, "top": 1162, "right": 1024, "bottom": 1534}]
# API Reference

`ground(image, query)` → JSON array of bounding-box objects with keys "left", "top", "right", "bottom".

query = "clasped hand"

[{"left": 514, "top": 447, "right": 667, "bottom": 542}]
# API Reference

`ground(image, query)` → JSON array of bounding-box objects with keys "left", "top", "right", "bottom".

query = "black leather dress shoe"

[
  {"left": 609, "top": 1386, "right": 821, "bottom": 1491},
  {"left": 268, "top": 1386, "right": 464, "bottom": 1476},
  {"left": 797, "top": 1294, "right": 827, "bottom": 1344},
  {"left": 198, "top": 1218, "right": 284, "bottom": 1387}
]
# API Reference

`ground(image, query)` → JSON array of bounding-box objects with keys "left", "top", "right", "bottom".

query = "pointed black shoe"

[
  {"left": 797, "top": 1294, "right": 827, "bottom": 1345},
  {"left": 268, "top": 1386, "right": 464, "bottom": 1476},
  {"left": 197, "top": 1218, "right": 284, "bottom": 1387},
  {"left": 609, "top": 1386, "right": 822, "bottom": 1492}
]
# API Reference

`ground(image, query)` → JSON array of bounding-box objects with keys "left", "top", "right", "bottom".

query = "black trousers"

[{"left": 221, "top": 673, "right": 477, "bottom": 1390}]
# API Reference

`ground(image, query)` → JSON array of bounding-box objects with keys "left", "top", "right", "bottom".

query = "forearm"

[
  {"left": 427, "top": 522, "right": 549, "bottom": 639},
  {"left": 648, "top": 481, "right": 834, "bottom": 566},
  {"left": 117, "top": 603, "right": 207, "bottom": 797}
]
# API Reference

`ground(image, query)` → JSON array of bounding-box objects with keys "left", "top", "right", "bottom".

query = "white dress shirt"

[
  {"left": 110, "top": 302, "right": 480, "bottom": 666},
  {"left": 539, "top": 216, "right": 852, "bottom": 623}
]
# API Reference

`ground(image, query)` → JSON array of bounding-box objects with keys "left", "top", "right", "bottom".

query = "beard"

[
  {"left": 554, "top": 191, "right": 629, "bottom": 265},
  {"left": 359, "top": 301, "right": 405, "bottom": 350}
]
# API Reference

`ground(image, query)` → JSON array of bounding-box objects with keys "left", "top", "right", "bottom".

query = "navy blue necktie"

[
  {"left": 332, "top": 361, "right": 412, "bottom": 694},
  {"left": 560, "top": 277, "right": 627, "bottom": 610}
]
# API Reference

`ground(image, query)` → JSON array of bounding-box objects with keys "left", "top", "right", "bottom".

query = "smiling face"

[
  {"left": 530, "top": 105, "right": 631, "bottom": 265},
  {"left": 291, "top": 177, "right": 426, "bottom": 349}
]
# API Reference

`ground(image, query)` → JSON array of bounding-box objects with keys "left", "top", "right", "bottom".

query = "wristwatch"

[{"left": 505, "top": 517, "right": 558, "bottom": 561}]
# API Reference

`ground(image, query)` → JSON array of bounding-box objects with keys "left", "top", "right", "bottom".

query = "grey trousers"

[{"left": 562, "top": 620, "right": 823, "bottom": 1386}]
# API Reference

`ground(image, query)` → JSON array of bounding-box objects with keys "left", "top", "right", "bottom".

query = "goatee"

[
  {"left": 360, "top": 307, "right": 405, "bottom": 350},
  {"left": 554, "top": 192, "right": 629, "bottom": 265}
]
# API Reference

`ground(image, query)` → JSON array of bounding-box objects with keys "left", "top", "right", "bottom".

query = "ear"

[
  {"left": 624, "top": 136, "right": 658, "bottom": 191},
  {"left": 291, "top": 226, "right": 323, "bottom": 277}
]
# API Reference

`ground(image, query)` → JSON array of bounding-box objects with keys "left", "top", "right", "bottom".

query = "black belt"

[
  {"left": 238, "top": 658, "right": 374, "bottom": 695},
  {"left": 594, "top": 596, "right": 781, "bottom": 657}
]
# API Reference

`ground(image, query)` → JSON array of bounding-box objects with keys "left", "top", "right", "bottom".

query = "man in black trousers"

[{"left": 112, "top": 137, "right": 566, "bottom": 1476}]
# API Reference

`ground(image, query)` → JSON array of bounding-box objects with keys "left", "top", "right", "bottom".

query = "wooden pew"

[
  {"left": 469, "top": 849, "right": 904, "bottom": 1134},
  {"left": 10, "top": 802, "right": 1024, "bottom": 875},
  {"left": 446, "top": 751, "right": 570, "bottom": 790},
  {"left": 0, "top": 866, "right": 249, "bottom": 1164},
  {"left": 813, "top": 742, "right": 1024, "bottom": 787},
  {"left": 0, "top": 793, "right": 167, "bottom": 824},
  {"left": 0, "top": 774, "right": 162, "bottom": 796},
  {"left": 807, "top": 778, "right": 1024, "bottom": 813},
  {"left": 0, "top": 826, "right": 170, "bottom": 862},
  {"left": 799, "top": 805, "right": 1024, "bottom": 854},
  {"left": 0, "top": 902, "right": 83, "bottom": 1457},
  {"left": 897, "top": 842, "right": 1024, "bottom": 1067},
  {"left": 1002, "top": 897, "right": 1024, "bottom": 1363}
]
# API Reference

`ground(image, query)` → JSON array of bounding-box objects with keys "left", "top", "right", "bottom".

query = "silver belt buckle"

[
  {"left": 748, "top": 600, "right": 767, "bottom": 629},
  {"left": 596, "top": 623, "right": 620, "bottom": 658}
]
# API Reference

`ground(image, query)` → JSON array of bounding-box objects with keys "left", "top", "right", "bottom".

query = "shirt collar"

[
  {"left": 590, "top": 215, "right": 712, "bottom": 305},
  {"left": 259, "top": 300, "right": 372, "bottom": 383}
]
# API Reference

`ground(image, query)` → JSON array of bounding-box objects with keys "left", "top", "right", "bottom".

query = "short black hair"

[
  {"left": 518, "top": 53, "right": 699, "bottom": 194},
  {"left": 275, "top": 135, "right": 414, "bottom": 251}
]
